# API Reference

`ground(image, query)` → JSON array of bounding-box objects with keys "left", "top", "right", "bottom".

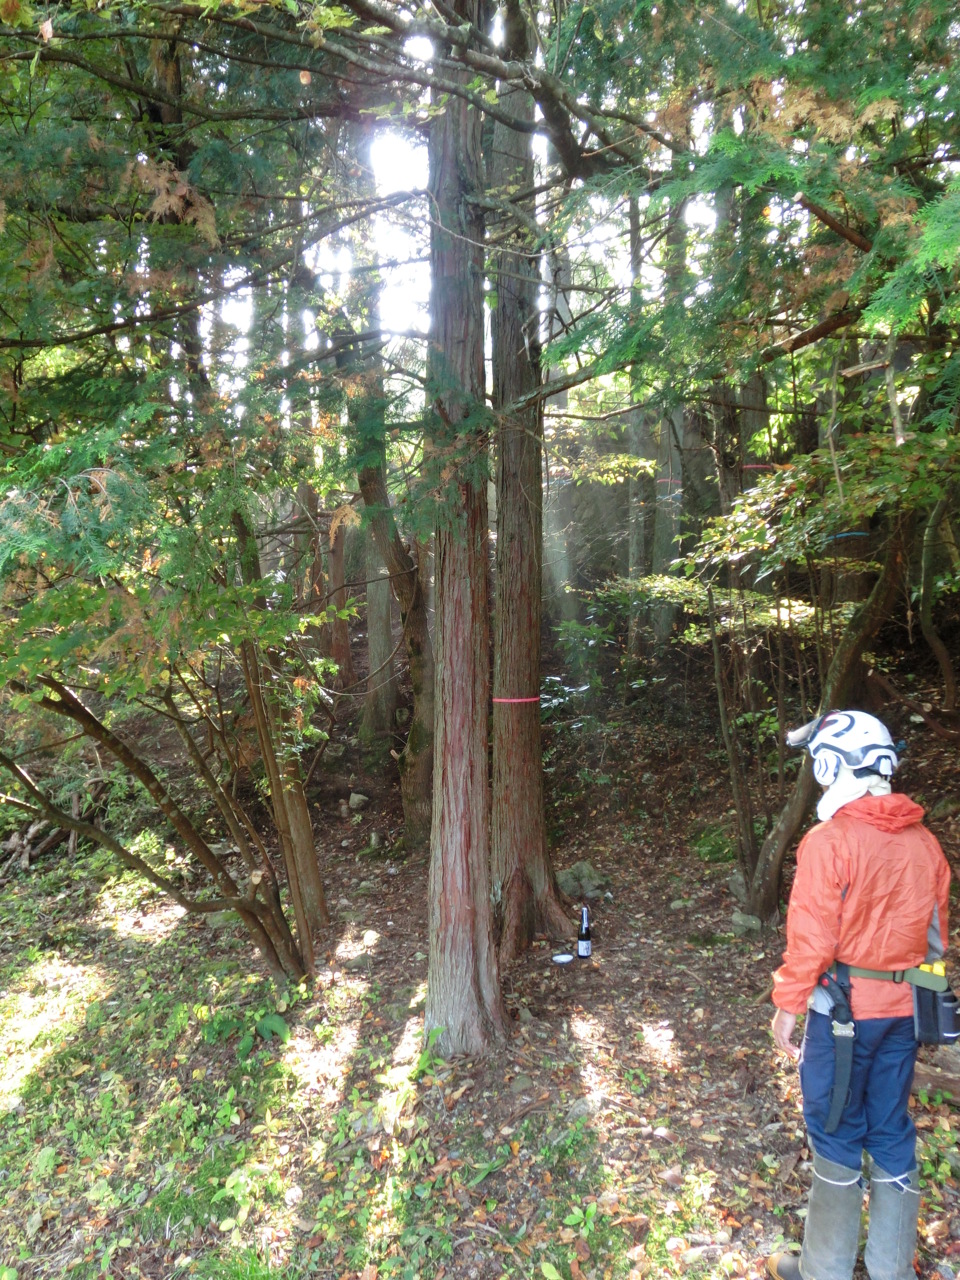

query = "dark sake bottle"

[{"left": 577, "top": 906, "right": 592, "bottom": 958}]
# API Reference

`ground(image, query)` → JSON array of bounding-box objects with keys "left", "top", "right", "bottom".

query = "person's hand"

[{"left": 772, "top": 1008, "right": 800, "bottom": 1060}]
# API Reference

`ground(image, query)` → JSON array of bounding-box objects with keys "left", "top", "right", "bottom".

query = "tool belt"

[
  {"left": 831, "top": 962, "right": 950, "bottom": 992},
  {"left": 818, "top": 961, "right": 960, "bottom": 1134}
]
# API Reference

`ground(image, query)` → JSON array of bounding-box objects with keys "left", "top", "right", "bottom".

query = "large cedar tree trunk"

[
  {"left": 490, "top": 1, "right": 571, "bottom": 964},
  {"left": 423, "top": 13, "right": 508, "bottom": 1053},
  {"left": 358, "top": 454, "right": 435, "bottom": 850},
  {"left": 347, "top": 121, "right": 434, "bottom": 845}
]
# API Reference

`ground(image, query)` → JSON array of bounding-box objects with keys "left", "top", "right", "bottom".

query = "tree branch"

[
  {"left": 795, "top": 193, "right": 873, "bottom": 254},
  {"left": 0, "top": 751, "right": 242, "bottom": 911},
  {"left": 758, "top": 309, "right": 862, "bottom": 365}
]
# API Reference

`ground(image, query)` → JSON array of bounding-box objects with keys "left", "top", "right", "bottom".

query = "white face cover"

[{"left": 817, "top": 761, "right": 892, "bottom": 821}]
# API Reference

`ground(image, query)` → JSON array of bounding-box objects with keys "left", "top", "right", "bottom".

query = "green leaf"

[
  {"left": 33, "top": 1146, "right": 58, "bottom": 1178},
  {"left": 255, "top": 1013, "right": 291, "bottom": 1043},
  {"left": 465, "top": 1156, "right": 506, "bottom": 1186},
  {"left": 541, "top": 1264, "right": 563, "bottom": 1280}
]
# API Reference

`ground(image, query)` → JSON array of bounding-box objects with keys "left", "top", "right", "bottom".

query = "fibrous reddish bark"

[
  {"left": 490, "top": 2, "right": 571, "bottom": 965},
  {"left": 423, "top": 3, "right": 507, "bottom": 1053}
]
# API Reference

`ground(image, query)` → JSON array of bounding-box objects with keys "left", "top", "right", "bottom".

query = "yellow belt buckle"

[{"left": 920, "top": 961, "right": 946, "bottom": 977}]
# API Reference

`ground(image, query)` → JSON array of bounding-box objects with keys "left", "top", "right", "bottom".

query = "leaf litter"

[{"left": 0, "top": 706, "right": 956, "bottom": 1280}]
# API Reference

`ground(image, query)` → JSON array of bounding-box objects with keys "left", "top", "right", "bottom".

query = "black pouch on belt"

[
  {"left": 819, "top": 963, "right": 856, "bottom": 1134},
  {"left": 914, "top": 984, "right": 960, "bottom": 1045}
]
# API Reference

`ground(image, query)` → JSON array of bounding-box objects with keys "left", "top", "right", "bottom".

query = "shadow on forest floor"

[{"left": 1, "top": 709, "right": 958, "bottom": 1280}]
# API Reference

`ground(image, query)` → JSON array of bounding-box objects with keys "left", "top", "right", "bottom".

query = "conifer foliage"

[{"left": 1, "top": 0, "right": 959, "bottom": 1009}]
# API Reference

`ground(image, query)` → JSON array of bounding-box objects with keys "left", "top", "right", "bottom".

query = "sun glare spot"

[
  {"left": 568, "top": 1012, "right": 614, "bottom": 1101},
  {"left": 638, "top": 1020, "right": 681, "bottom": 1069},
  {"left": 0, "top": 959, "right": 110, "bottom": 1114},
  {"left": 403, "top": 35, "right": 433, "bottom": 63},
  {"left": 391, "top": 1001, "right": 426, "bottom": 1067},
  {"left": 294, "top": 1018, "right": 360, "bottom": 1109}
]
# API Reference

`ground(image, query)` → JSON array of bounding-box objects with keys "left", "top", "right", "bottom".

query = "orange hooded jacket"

[{"left": 773, "top": 793, "right": 951, "bottom": 1019}]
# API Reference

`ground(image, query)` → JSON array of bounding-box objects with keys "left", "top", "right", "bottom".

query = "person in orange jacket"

[{"left": 766, "top": 710, "right": 951, "bottom": 1280}]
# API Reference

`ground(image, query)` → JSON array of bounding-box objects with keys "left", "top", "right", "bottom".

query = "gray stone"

[
  {"left": 565, "top": 1096, "right": 599, "bottom": 1123},
  {"left": 682, "top": 1246, "right": 723, "bottom": 1266},
  {"left": 556, "top": 859, "right": 612, "bottom": 899},
  {"left": 732, "top": 910, "right": 762, "bottom": 934},
  {"left": 343, "top": 953, "right": 373, "bottom": 972},
  {"left": 727, "top": 868, "right": 748, "bottom": 904},
  {"left": 349, "top": 792, "right": 370, "bottom": 811},
  {"left": 510, "top": 1074, "right": 535, "bottom": 1094},
  {"left": 516, "top": 1006, "right": 534, "bottom": 1024}
]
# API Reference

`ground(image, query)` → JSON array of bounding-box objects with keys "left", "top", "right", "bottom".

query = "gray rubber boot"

[
  {"left": 799, "top": 1154, "right": 863, "bottom": 1280},
  {"left": 864, "top": 1165, "right": 920, "bottom": 1280}
]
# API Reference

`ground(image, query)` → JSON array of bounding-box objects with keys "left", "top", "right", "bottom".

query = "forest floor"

[{"left": 1, "top": 681, "right": 958, "bottom": 1280}]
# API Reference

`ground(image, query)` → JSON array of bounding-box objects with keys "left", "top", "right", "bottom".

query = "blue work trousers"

[{"left": 799, "top": 1010, "right": 918, "bottom": 1177}]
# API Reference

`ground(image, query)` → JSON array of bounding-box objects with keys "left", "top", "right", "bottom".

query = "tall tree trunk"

[
  {"left": 339, "top": 120, "right": 434, "bottom": 845},
  {"left": 650, "top": 407, "right": 684, "bottom": 645},
  {"left": 233, "top": 513, "right": 329, "bottom": 968},
  {"left": 328, "top": 511, "right": 356, "bottom": 689},
  {"left": 626, "top": 197, "right": 656, "bottom": 656},
  {"left": 423, "top": 8, "right": 508, "bottom": 1053},
  {"left": 489, "top": 0, "right": 570, "bottom": 964},
  {"left": 650, "top": 146, "right": 689, "bottom": 647},
  {"left": 541, "top": 156, "right": 579, "bottom": 627},
  {"left": 360, "top": 520, "right": 400, "bottom": 747},
  {"left": 358, "top": 454, "right": 435, "bottom": 850}
]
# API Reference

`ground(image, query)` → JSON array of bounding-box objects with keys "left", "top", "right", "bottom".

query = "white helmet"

[{"left": 786, "top": 710, "right": 899, "bottom": 787}]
